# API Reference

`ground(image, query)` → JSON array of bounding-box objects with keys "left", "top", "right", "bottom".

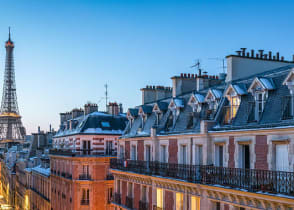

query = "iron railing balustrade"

[
  {"left": 110, "top": 159, "right": 294, "bottom": 196},
  {"left": 139, "top": 200, "right": 149, "bottom": 210},
  {"left": 126, "top": 196, "right": 133, "bottom": 209}
]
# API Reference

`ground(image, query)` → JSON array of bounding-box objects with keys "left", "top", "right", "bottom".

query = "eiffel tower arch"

[{"left": 0, "top": 29, "right": 26, "bottom": 146}]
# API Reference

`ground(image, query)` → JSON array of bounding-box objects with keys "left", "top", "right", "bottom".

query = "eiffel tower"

[{"left": 0, "top": 28, "right": 26, "bottom": 146}]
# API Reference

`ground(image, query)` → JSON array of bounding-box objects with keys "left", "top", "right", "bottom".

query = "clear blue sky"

[{"left": 0, "top": 0, "right": 293, "bottom": 133}]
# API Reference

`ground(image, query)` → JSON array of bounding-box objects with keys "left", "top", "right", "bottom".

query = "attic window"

[
  {"left": 224, "top": 96, "right": 240, "bottom": 124},
  {"left": 165, "top": 112, "right": 174, "bottom": 131},
  {"left": 186, "top": 113, "right": 194, "bottom": 129},
  {"left": 101, "top": 121, "right": 110, "bottom": 128},
  {"left": 254, "top": 91, "right": 267, "bottom": 121}
]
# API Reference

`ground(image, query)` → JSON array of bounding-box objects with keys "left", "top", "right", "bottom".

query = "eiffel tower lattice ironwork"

[{"left": 0, "top": 28, "right": 26, "bottom": 144}]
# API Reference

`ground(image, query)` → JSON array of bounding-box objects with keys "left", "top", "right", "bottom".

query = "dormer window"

[
  {"left": 126, "top": 108, "right": 138, "bottom": 129},
  {"left": 153, "top": 102, "right": 167, "bottom": 126},
  {"left": 205, "top": 89, "right": 223, "bottom": 120},
  {"left": 248, "top": 77, "right": 274, "bottom": 122},
  {"left": 282, "top": 68, "right": 294, "bottom": 119},
  {"left": 188, "top": 93, "right": 205, "bottom": 113},
  {"left": 138, "top": 105, "right": 152, "bottom": 130},
  {"left": 223, "top": 84, "right": 246, "bottom": 124},
  {"left": 166, "top": 99, "right": 183, "bottom": 131}
]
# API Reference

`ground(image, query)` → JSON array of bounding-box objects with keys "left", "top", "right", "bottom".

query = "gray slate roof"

[{"left": 123, "top": 65, "right": 294, "bottom": 138}]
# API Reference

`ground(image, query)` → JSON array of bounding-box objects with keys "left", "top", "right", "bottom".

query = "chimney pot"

[
  {"left": 251, "top": 49, "right": 254, "bottom": 58},
  {"left": 246, "top": 52, "right": 250, "bottom": 57},
  {"left": 276, "top": 52, "right": 280, "bottom": 60},
  {"left": 281, "top": 56, "right": 284, "bottom": 61},
  {"left": 268, "top": 51, "right": 272, "bottom": 60},
  {"left": 258, "top": 50, "right": 264, "bottom": 58},
  {"left": 240, "top": 48, "right": 246, "bottom": 56},
  {"left": 264, "top": 54, "right": 268, "bottom": 59},
  {"left": 292, "top": 55, "right": 294, "bottom": 62},
  {"left": 236, "top": 51, "right": 241, "bottom": 56},
  {"left": 273, "top": 55, "right": 276, "bottom": 60},
  {"left": 181, "top": 73, "right": 183, "bottom": 77},
  {"left": 184, "top": 73, "right": 187, "bottom": 78},
  {"left": 188, "top": 73, "right": 190, "bottom": 78},
  {"left": 256, "top": 54, "right": 259, "bottom": 59}
]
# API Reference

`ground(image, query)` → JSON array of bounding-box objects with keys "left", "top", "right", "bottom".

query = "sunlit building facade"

[{"left": 111, "top": 49, "right": 294, "bottom": 209}]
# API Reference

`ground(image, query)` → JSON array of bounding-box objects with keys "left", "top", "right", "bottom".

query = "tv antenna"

[
  {"left": 105, "top": 84, "right": 108, "bottom": 111},
  {"left": 208, "top": 58, "right": 226, "bottom": 73},
  {"left": 190, "top": 59, "right": 202, "bottom": 76}
]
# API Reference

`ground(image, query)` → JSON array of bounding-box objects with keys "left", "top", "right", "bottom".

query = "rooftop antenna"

[
  {"left": 208, "top": 58, "right": 226, "bottom": 73},
  {"left": 104, "top": 84, "right": 108, "bottom": 111},
  {"left": 190, "top": 59, "right": 202, "bottom": 76},
  {"left": 8, "top": 27, "right": 11, "bottom": 40}
]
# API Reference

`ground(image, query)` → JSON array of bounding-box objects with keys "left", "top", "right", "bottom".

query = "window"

[
  {"left": 116, "top": 180, "right": 121, "bottom": 193},
  {"left": 101, "top": 121, "right": 110, "bottom": 128},
  {"left": 194, "top": 145, "right": 203, "bottom": 165},
  {"left": 82, "top": 140, "right": 91, "bottom": 155},
  {"left": 131, "top": 145, "right": 137, "bottom": 160},
  {"left": 141, "top": 186, "right": 147, "bottom": 202},
  {"left": 82, "top": 165, "right": 89, "bottom": 175},
  {"left": 160, "top": 145, "right": 167, "bottom": 163},
  {"left": 215, "top": 145, "right": 224, "bottom": 167},
  {"left": 145, "top": 145, "right": 151, "bottom": 162},
  {"left": 276, "top": 144, "right": 289, "bottom": 171},
  {"left": 225, "top": 96, "right": 240, "bottom": 123},
  {"left": 155, "top": 113, "right": 162, "bottom": 126},
  {"left": 239, "top": 144, "right": 250, "bottom": 169},
  {"left": 215, "top": 202, "right": 220, "bottom": 210},
  {"left": 166, "top": 112, "right": 174, "bottom": 131},
  {"left": 190, "top": 196, "right": 200, "bottom": 210},
  {"left": 81, "top": 189, "right": 89, "bottom": 205},
  {"left": 176, "top": 192, "right": 184, "bottom": 210},
  {"left": 119, "top": 145, "right": 124, "bottom": 159},
  {"left": 180, "top": 145, "right": 187, "bottom": 164},
  {"left": 255, "top": 92, "right": 267, "bottom": 120},
  {"left": 156, "top": 188, "right": 163, "bottom": 208},
  {"left": 187, "top": 113, "right": 194, "bottom": 129},
  {"left": 128, "top": 182, "right": 133, "bottom": 197},
  {"left": 106, "top": 141, "right": 113, "bottom": 155}
]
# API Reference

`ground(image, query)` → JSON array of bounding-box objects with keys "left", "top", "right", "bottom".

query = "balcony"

[
  {"left": 126, "top": 196, "right": 133, "bottom": 209},
  {"left": 49, "top": 149, "right": 117, "bottom": 157},
  {"left": 80, "top": 199, "right": 89, "bottom": 205},
  {"left": 110, "top": 159, "right": 294, "bottom": 197},
  {"left": 113, "top": 193, "right": 121, "bottom": 204},
  {"left": 79, "top": 174, "right": 91, "bottom": 180},
  {"left": 139, "top": 200, "right": 149, "bottom": 210},
  {"left": 106, "top": 174, "right": 114, "bottom": 180}
]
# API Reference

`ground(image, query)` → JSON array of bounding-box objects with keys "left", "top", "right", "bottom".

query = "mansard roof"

[
  {"left": 54, "top": 112, "right": 127, "bottom": 137},
  {"left": 122, "top": 64, "right": 294, "bottom": 138}
]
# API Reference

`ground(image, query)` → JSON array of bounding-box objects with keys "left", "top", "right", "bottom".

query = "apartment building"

[
  {"left": 111, "top": 49, "right": 294, "bottom": 210},
  {"left": 51, "top": 102, "right": 127, "bottom": 210}
]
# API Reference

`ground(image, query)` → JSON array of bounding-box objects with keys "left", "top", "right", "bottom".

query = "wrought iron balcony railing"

[
  {"left": 110, "top": 159, "right": 294, "bottom": 196},
  {"left": 79, "top": 174, "right": 91, "bottom": 180},
  {"left": 126, "top": 196, "right": 133, "bottom": 209},
  {"left": 106, "top": 174, "right": 114, "bottom": 180},
  {"left": 139, "top": 200, "right": 149, "bottom": 210},
  {"left": 114, "top": 193, "right": 121, "bottom": 204},
  {"left": 80, "top": 199, "right": 89, "bottom": 205}
]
